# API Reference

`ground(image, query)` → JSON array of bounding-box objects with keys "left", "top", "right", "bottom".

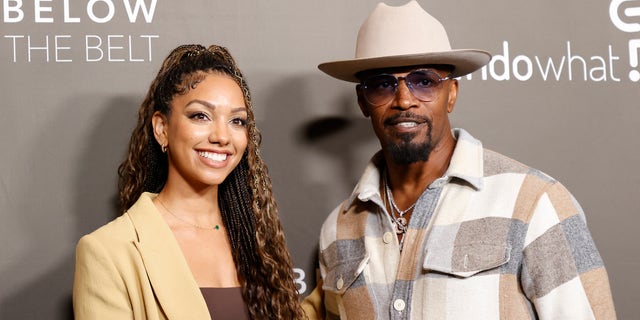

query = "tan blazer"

[{"left": 73, "top": 192, "right": 211, "bottom": 320}]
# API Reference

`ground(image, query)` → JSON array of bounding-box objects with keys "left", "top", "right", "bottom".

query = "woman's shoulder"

[
  {"left": 77, "top": 192, "right": 159, "bottom": 248},
  {"left": 78, "top": 212, "right": 137, "bottom": 248},
  {"left": 82, "top": 192, "right": 157, "bottom": 239}
]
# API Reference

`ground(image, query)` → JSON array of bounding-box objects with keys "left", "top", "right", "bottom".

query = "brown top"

[{"left": 199, "top": 287, "right": 250, "bottom": 320}]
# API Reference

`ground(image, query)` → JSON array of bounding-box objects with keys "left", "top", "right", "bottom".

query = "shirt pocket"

[
  {"left": 322, "top": 252, "right": 370, "bottom": 295},
  {"left": 423, "top": 243, "right": 511, "bottom": 278}
]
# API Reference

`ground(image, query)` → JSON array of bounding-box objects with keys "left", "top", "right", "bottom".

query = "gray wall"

[{"left": 1, "top": 0, "right": 638, "bottom": 318}]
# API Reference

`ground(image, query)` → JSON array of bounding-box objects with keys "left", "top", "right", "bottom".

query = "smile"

[
  {"left": 387, "top": 119, "right": 426, "bottom": 131},
  {"left": 198, "top": 151, "right": 228, "bottom": 162},
  {"left": 397, "top": 121, "right": 419, "bottom": 128},
  {"left": 384, "top": 112, "right": 430, "bottom": 128}
]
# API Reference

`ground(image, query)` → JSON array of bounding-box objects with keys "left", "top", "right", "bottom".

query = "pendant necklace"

[
  {"left": 157, "top": 197, "right": 220, "bottom": 231},
  {"left": 383, "top": 172, "right": 417, "bottom": 250}
]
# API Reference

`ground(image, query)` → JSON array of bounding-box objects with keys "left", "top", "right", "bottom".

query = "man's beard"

[{"left": 386, "top": 120, "right": 433, "bottom": 165}]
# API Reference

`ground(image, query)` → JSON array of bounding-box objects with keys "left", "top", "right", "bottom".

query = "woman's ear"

[{"left": 152, "top": 111, "right": 168, "bottom": 148}]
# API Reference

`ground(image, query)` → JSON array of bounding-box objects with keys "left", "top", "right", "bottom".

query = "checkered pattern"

[{"left": 313, "top": 129, "right": 616, "bottom": 320}]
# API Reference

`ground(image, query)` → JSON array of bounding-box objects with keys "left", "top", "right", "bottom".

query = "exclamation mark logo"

[
  {"left": 629, "top": 39, "right": 640, "bottom": 81},
  {"left": 610, "top": 0, "right": 640, "bottom": 81}
]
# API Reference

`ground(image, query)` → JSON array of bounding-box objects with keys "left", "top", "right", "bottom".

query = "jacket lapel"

[{"left": 127, "top": 193, "right": 211, "bottom": 320}]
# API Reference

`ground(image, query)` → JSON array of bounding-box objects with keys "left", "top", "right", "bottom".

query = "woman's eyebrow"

[{"left": 186, "top": 99, "right": 247, "bottom": 114}]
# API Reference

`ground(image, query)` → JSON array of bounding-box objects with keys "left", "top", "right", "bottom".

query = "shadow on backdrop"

[
  {"left": 0, "top": 96, "right": 138, "bottom": 320},
  {"left": 258, "top": 73, "right": 375, "bottom": 292}
]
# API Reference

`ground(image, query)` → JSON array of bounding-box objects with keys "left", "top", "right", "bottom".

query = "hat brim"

[{"left": 318, "top": 49, "right": 492, "bottom": 82}]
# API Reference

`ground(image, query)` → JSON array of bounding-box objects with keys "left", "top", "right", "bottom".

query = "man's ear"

[
  {"left": 356, "top": 85, "right": 370, "bottom": 117},
  {"left": 152, "top": 111, "right": 168, "bottom": 147},
  {"left": 447, "top": 79, "right": 458, "bottom": 113}
]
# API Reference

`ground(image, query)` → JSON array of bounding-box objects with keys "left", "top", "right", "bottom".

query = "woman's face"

[{"left": 153, "top": 73, "right": 249, "bottom": 189}]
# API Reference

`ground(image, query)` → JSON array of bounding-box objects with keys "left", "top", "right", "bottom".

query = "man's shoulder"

[
  {"left": 453, "top": 129, "right": 554, "bottom": 184},
  {"left": 318, "top": 198, "right": 377, "bottom": 245},
  {"left": 319, "top": 201, "right": 347, "bottom": 233},
  {"left": 483, "top": 148, "right": 554, "bottom": 181},
  {"left": 479, "top": 148, "right": 580, "bottom": 207}
]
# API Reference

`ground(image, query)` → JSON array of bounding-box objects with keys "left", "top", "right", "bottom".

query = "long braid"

[{"left": 219, "top": 156, "right": 259, "bottom": 277}]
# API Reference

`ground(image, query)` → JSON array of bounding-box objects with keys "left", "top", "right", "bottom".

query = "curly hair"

[{"left": 117, "top": 44, "right": 304, "bottom": 319}]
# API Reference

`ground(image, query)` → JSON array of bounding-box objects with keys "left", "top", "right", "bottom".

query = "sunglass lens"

[
  {"left": 406, "top": 71, "right": 442, "bottom": 101},
  {"left": 364, "top": 75, "right": 397, "bottom": 105}
]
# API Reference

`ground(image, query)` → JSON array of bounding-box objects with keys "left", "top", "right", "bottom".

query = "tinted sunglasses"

[{"left": 360, "top": 69, "right": 452, "bottom": 106}]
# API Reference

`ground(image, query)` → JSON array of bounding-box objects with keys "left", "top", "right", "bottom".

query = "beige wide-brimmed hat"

[{"left": 318, "top": 0, "right": 492, "bottom": 82}]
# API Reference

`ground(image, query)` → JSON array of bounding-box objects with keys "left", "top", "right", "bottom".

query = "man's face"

[{"left": 356, "top": 66, "right": 458, "bottom": 165}]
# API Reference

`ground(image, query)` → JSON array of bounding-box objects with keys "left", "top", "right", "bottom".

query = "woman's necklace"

[{"left": 157, "top": 197, "right": 220, "bottom": 231}]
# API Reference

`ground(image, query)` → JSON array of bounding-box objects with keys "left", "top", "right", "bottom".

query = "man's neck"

[{"left": 383, "top": 136, "right": 456, "bottom": 208}]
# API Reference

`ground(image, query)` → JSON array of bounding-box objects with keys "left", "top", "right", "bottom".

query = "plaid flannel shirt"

[{"left": 306, "top": 129, "right": 616, "bottom": 320}]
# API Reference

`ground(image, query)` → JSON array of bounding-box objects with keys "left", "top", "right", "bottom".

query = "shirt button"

[
  {"left": 393, "top": 299, "right": 406, "bottom": 311},
  {"left": 383, "top": 232, "right": 394, "bottom": 244},
  {"left": 336, "top": 277, "right": 344, "bottom": 290}
]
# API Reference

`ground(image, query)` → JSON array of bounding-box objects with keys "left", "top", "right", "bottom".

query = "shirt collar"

[
  {"left": 343, "top": 128, "right": 484, "bottom": 212},
  {"left": 445, "top": 128, "right": 484, "bottom": 190}
]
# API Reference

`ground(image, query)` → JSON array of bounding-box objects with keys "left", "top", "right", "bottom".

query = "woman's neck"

[{"left": 155, "top": 179, "right": 222, "bottom": 227}]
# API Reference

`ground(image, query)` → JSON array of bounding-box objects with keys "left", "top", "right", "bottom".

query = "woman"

[{"left": 73, "top": 44, "right": 304, "bottom": 319}]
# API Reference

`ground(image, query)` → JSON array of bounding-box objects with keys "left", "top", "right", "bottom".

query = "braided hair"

[{"left": 117, "top": 44, "right": 304, "bottom": 319}]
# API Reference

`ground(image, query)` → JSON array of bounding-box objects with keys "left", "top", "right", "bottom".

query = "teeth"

[
  {"left": 198, "top": 151, "right": 227, "bottom": 161},
  {"left": 398, "top": 122, "right": 418, "bottom": 128}
]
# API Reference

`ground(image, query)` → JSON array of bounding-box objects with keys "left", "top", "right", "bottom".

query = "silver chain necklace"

[
  {"left": 157, "top": 197, "right": 220, "bottom": 231},
  {"left": 383, "top": 173, "right": 416, "bottom": 236}
]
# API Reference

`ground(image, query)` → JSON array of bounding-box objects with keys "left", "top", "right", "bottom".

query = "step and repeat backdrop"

[{"left": 1, "top": 0, "right": 638, "bottom": 318}]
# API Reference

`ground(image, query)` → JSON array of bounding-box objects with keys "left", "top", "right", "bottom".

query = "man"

[{"left": 302, "top": 1, "right": 616, "bottom": 319}]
